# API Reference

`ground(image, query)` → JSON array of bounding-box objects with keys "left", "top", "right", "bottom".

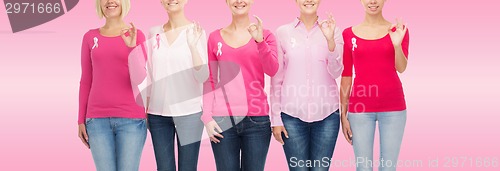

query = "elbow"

[{"left": 396, "top": 65, "right": 407, "bottom": 73}]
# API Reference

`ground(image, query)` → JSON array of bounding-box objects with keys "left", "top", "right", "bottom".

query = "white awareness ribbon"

[
  {"left": 291, "top": 37, "right": 296, "bottom": 48},
  {"left": 92, "top": 37, "right": 99, "bottom": 49},
  {"left": 351, "top": 37, "right": 358, "bottom": 51},
  {"left": 217, "top": 42, "right": 223, "bottom": 56}
]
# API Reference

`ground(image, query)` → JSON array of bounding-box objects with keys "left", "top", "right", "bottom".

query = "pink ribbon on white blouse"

[{"left": 155, "top": 34, "right": 160, "bottom": 49}]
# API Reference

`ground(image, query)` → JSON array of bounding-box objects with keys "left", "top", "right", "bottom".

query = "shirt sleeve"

[
  {"left": 257, "top": 30, "right": 279, "bottom": 77},
  {"left": 201, "top": 33, "right": 218, "bottom": 124},
  {"left": 270, "top": 28, "right": 286, "bottom": 126},
  {"left": 78, "top": 32, "right": 92, "bottom": 124},
  {"left": 341, "top": 29, "right": 353, "bottom": 77},
  {"left": 192, "top": 30, "right": 210, "bottom": 83},
  {"left": 402, "top": 28, "right": 410, "bottom": 59},
  {"left": 326, "top": 26, "right": 344, "bottom": 79}
]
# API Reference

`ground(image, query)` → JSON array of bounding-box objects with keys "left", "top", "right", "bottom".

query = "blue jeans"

[
  {"left": 348, "top": 110, "right": 407, "bottom": 171},
  {"left": 86, "top": 118, "right": 147, "bottom": 171},
  {"left": 147, "top": 112, "right": 204, "bottom": 171},
  {"left": 281, "top": 110, "right": 340, "bottom": 171},
  {"left": 211, "top": 116, "right": 272, "bottom": 171}
]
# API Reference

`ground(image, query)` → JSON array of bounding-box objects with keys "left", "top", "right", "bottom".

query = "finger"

[
  {"left": 389, "top": 24, "right": 397, "bottom": 32},
  {"left": 343, "top": 128, "right": 352, "bottom": 144},
  {"left": 347, "top": 128, "right": 353, "bottom": 145},
  {"left": 214, "top": 132, "right": 224, "bottom": 139},
  {"left": 83, "top": 130, "right": 89, "bottom": 142},
  {"left": 254, "top": 15, "right": 263, "bottom": 27},
  {"left": 130, "top": 22, "right": 137, "bottom": 32},
  {"left": 210, "top": 136, "right": 220, "bottom": 143},
  {"left": 79, "top": 133, "right": 90, "bottom": 148},
  {"left": 214, "top": 125, "right": 224, "bottom": 138},
  {"left": 283, "top": 128, "right": 289, "bottom": 139},
  {"left": 319, "top": 20, "right": 328, "bottom": 28},
  {"left": 247, "top": 23, "right": 257, "bottom": 32},
  {"left": 273, "top": 132, "right": 284, "bottom": 145}
]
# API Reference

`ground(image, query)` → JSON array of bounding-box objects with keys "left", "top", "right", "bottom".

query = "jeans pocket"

[
  {"left": 85, "top": 118, "right": 94, "bottom": 125},
  {"left": 248, "top": 116, "right": 271, "bottom": 125},
  {"left": 213, "top": 116, "right": 226, "bottom": 124}
]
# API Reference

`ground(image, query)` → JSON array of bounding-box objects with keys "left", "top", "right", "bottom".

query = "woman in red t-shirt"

[{"left": 340, "top": 0, "right": 410, "bottom": 170}]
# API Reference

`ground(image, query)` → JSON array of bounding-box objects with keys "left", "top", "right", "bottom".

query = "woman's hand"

[
  {"left": 388, "top": 18, "right": 408, "bottom": 48},
  {"left": 319, "top": 13, "right": 336, "bottom": 42},
  {"left": 341, "top": 117, "right": 353, "bottom": 145},
  {"left": 78, "top": 123, "right": 90, "bottom": 149},
  {"left": 272, "top": 126, "right": 289, "bottom": 145},
  {"left": 205, "top": 120, "right": 224, "bottom": 143},
  {"left": 187, "top": 22, "right": 203, "bottom": 49},
  {"left": 121, "top": 22, "right": 138, "bottom": 48},
  {"left": 248, "top": 15, "right": 264, "bottom": 43}
]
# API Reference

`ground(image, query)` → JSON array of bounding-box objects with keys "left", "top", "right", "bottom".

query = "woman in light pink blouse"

[{"left": 270, "top": 0, "right": 344, "bottom": 170}]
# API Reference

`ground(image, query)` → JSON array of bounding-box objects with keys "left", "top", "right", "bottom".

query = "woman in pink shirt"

[
  {"left": 270, "top": 0, "right": 344, "bottom": 170},
  {"left": 77, "top": 0, "right": 147, "bottom": 170},
  {"left": 340, "top": 0, "right": 410, "bottom": 170},
  {"left": 202, "top": 0, "right": 279, "bottom": 170}
]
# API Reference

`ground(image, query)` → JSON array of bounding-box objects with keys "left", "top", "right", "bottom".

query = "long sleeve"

[
  {"left": 402, "top": 29, "right": 410, "bottom": 58},
  {"left": 128, "top": 30, "right": 148, "bottom": 108},
  {"left": 78, "top": 33, "right": 92, "bottom": 124},
  {"left": 257, "top": 30, "right": 279, "bottom": 77},
  {"left": 341, "top": 30, "right": 353, "bottom": 77},
  {"left": 201, "top": 35, "right": 218, "bottom": 124},
  {"left": 270, "top": 28, "right": 286, "bottom": 126},
  {"left": 192, "top": 31, "right": 209, "bottom": 83},
  {"left": 326, "top": 27, "right": 344, "bottom": 79}
]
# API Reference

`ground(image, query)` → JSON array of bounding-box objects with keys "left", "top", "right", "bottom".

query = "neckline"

[
  {"left": 162, "top": 27, "right": 188, "bottom": 47},
  {"left": 218, "top": 29, "right": 253, "bottom": 49},
  {"left": 97, "top": 28, "right": 122, "bottom": 38},
  {"left": 350, "top": 27, "right": 389, "bottom": 41}
]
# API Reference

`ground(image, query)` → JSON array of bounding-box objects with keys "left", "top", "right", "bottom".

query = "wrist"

[{"left": 255, "top": 37, "right": 264, "bottom": 43}]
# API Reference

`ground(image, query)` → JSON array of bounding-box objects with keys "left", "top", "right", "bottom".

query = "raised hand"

[
  {"left": 319, "top": 13, "right": 336, "bottom": 42},
  {"left": 388, "top": 18, "right": 408, "bottom": 47},
  {"left": 187, "top": 22, "right": 203, "bottom": 48},
  {"left": 121, "top": 22, "right": 138, "bottom": 48},
  {"left": 248, "top": 15, "right": 264, "bottom": 43}
]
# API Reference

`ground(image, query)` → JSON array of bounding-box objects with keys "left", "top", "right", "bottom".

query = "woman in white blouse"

[{"left": 145, "top": 0, "right": 208, "bottom": 170}]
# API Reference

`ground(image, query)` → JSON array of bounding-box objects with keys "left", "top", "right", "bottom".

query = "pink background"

[{"left": 1, "top": 0, "right": 499, "bottom": 170}]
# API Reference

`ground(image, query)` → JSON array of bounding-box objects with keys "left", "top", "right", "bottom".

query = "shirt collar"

[{"left": 293, "top": 17, "right": 320, "bottom": 28}]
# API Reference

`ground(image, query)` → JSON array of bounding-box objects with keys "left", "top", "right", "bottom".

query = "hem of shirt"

[
  {"left": 282, "top": 107, "right": 340, "bottom": 123},
  {"left": 147, "top": 109, "right": 203, "bottom": 117},
  {"left": 347, "top": 106, "right": 407, "bottom": 114}
]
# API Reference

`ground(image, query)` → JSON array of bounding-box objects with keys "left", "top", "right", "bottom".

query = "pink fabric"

[
  {"left": 201, "top": 29, "right": 279, "bottom": 124},
  {"left": 270, "top": 19, "right": 344, "bottom": 126},
  {"left": 342, "top": 27, "right": 409, "bottom": 113},
  {"left": 78, "top": 29, "right": 147, "bottom": 124}
]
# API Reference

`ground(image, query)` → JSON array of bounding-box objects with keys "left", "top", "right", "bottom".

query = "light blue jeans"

[
  {"left": 348, "top": 110, "right": 407, "bottom": 171},
  {"left": 85, "top": 118, "right": 147, "bottom": 171}
]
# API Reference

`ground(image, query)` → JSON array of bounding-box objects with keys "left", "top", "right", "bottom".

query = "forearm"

[
  {"left": 190, "top": 46, "right": 204, "bottom": 71},
  {"left": 395, "top": 45, "right": 408, "bottom": 73},
  {"left": 340, "top": 76, "right": 353, "bottom": 119}
]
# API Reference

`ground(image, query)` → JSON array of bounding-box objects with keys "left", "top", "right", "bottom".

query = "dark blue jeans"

[
  {"left": 211, "top": 116, "right": 272, "bottom": 171},
  {"left": 281, "top": 110, "right": 340, "bottom": 171},
  {"left": 147, "top": 112, "right": 204, "bottom": 171}
]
